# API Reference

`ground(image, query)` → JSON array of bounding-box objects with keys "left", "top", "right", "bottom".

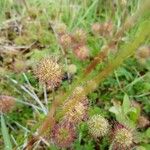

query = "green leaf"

[
  {"left": 109, "top": 106, "right": 120, "bottom": 115},
  {"left": 89, "top": 106, "right": 102, "bottom": 116},
  {"left": 1, "top": 115, "right": 13, "bottom": 150},
  {"left": 146, "top": 128, "right": 150, "bottom": 138},
  {"left": 136, "top": 146, "right": 146, "bottom": 150},
  {"left": 123, "top": 94, "right": 130, "bottom": 114},
  {"left": 128, "top": 106, "right": 140, "bottom": 123}
]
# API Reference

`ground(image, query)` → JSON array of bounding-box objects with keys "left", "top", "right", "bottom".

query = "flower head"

[
  {"left": 87, "top": 114, "right": 109, "bottom": 138},
  {"left": 51, "top": 121, "right": 76, "bottom": 148},
  {"left": 0, "top": 95, "right": 15, "bottom": 114},
  {"left": 59, "top": 34, "right": 72, "bottom": 48},
  {"left": 35, "top": 57, "right": 62, "bottom": 90},
  {"left": 54, "top": 22, "right": 67, "bottom": 34},
  {"left": 63, "top": 86, "right": 89, "bottom": 124},
  {"left": 73, "top": 45, "right": 89, "bottom": 60},
  {"left": 63, "top": 98, "right": 89, "bottom": 124},
  {"left": 112, "top": 124, "right": 134, "bottom": 150},
  {"left": 72, "top": 29, "right": 87, "bottom": 44}
]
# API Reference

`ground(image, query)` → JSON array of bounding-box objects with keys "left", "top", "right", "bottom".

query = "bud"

[
  {"left": 72, "top": 29, "right": 86, "bottom": 44},
  {"left": 112, "top": 124, "right": 134, "bottom": 150},
  {"left": 54, "top": 22, "right": 67, "bottom": 34},
  {"left": 51, "top": 121, "right": 76, "bottom": 148},
  {"left": 67, "top": 64, "right": 77, "bottom": 74},
  {"left": 138, "top": 116, "right": 150, "bottom": 128},
  {"left": 59, "top": 34, "right": 72, "bottom": 48},
  {"left": 73, "top": 45, "right": 89, "bottom": 60},
  {"left": 0, "top": 95, "right": 15, "bottom": 114},
  {"left": 120, "top": 0, "right": 127, "bottom": 6},
  {"left": 136, "top": 46, "right": 150, "bottom": 64},
  {"left": 35, "top": 57, "right": 62, "bottom": 90},
  {"left": 87, "top": 114, "right": 109, "bottom": 138}
]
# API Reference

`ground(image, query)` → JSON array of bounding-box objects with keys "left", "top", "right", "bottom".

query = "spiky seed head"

[
  {"left": 63, "top": 86, "right": 89, "bottom": 124},
  {"left": 54, "top": 23, "right": 67, "bottom": 34},
  {"left": 87, "top": 114, "right": 109, "bottom": 138},
  {"left": 72, "top": 29, "right": 87, "bottom": 43},
  {"left": 59, "top": 34, "right": 72, "bottom": 48},
  {"left": 35, "top": 57, "right": 62, "bottom": 90},
  {"left": 0, "top": 95, "right": 15, "bottom": 113},
  {"left": 63, "top": 98, "right": 89, "bottom": 124},
  {"left": 112, "top": 124, "right": 134, "bottom": 149},
  {"left": 51, "top": 121, "right": 76, "bottom": 148},
  {"left": 136, "top": 46, "right": 150, "bottom": 64},
  {"left": 73, "top": 45, "right": 89, "bottom": 60}
]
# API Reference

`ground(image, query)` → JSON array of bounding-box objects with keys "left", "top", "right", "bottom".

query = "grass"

[{"left": 0, "top": 0, "right": 150, "bottom": 149}]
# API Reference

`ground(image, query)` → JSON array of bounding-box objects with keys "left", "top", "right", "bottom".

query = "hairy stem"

[
  {"left": 24, "top": 1, "right": 150, "bottom": 148},
  {"left": 84, "top": 0, "right": 150, "bottom": 75}
]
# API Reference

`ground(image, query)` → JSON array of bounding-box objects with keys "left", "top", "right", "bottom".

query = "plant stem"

[
  {"left": 84, "top": 0, "right": 150, "bottom": 76},
  {"left": 24, "top": 1, "right": 150, "bottom": 148}
]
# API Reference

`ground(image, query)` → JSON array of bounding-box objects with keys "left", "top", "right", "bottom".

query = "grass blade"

[{"left": 1, "top": 115, "right": 13, "bottom": 150}]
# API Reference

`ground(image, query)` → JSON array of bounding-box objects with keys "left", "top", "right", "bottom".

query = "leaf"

[
  {"left": 1, "top": 115, "right": 13, "bottom": 150},
  {"left": 146, "top": 128, "right": 150, "bottom": 138},
  {"left": 123, "top": 94, "right": 130, "bottom": 114},
  {"left": 109, "top": 106, "right": 120, "bottom": 115},
  {"left": 136, "top": 146, "right": 146, "bottom": 150},
  {"left": 128, "top": 107, "right": 140, "bottom": 123},
  {"left": 89, "top": 106, "right": 102, "bottom": 116}
]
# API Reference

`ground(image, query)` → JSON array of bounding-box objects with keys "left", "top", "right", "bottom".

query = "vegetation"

[{"left": 0, "top": 0, "right": 150, "bottom": 149}]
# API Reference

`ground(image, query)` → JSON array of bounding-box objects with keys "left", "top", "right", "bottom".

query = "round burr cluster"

[
  {"left": 73, "top": 45, "right": 89, "bottom": 60},
  {"left": 112, "top": 124, "right": 134, "bottom": 150},
  {"left": 59, "top": 34, "right": 72, "bottom": 48},
  {"left": 64, "top": 98, "right": 89, "bottom": 124},
  {"left": 63, "top": 86, "right": 89, "bottom": 124},
  {"left": 54, "top": 22, "right": 67, "bottom": 35},
  {"left": 51, "top": 121, "right": 76, "bottom": 148},
  {"left": 0, "top": 95, "right": 15, "bottom": 114},
  {"left": 35, "top": 57, "right": 62, "bottom": 90},
  {"left": 87, "top": 114, "right": 109, "bottom": 138},
  {"left": 72, "top": 29, "right": 87, "bottom": 44}
]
